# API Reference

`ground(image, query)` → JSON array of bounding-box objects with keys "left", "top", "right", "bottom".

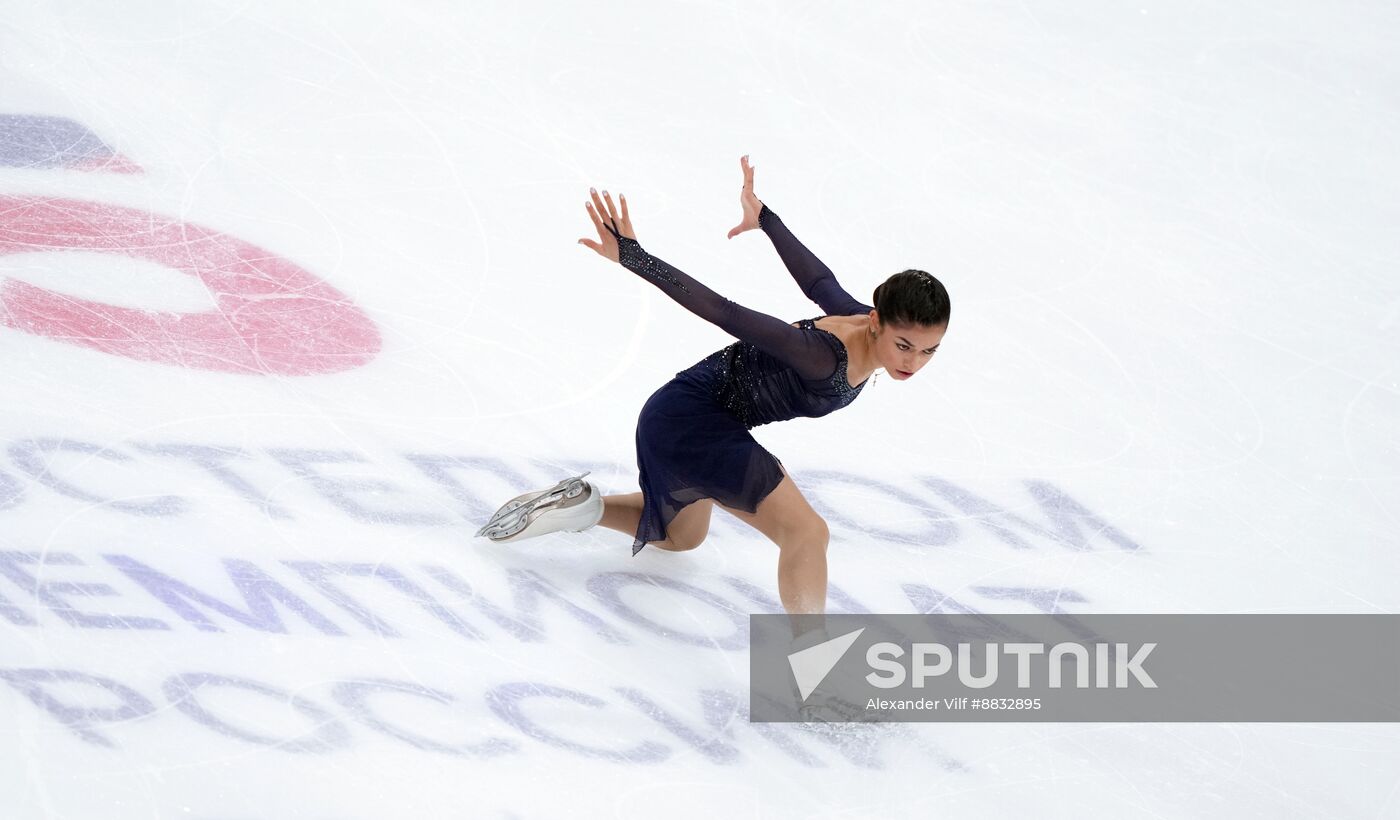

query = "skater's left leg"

[
  {"left": 598, "top": 492, "right": 713, "bottom": 551},
  {"left": 476, "top": 473, "right": 602, "bottom": 542},
  {"left": 718, "top": 468, "right": 828, "bottom": 615},
  {"left": 598, "top": 492, "right": 644, "bottom": 536}
]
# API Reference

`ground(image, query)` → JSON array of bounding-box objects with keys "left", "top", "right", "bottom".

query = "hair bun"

[{"left": 872, "top": 268, "right": 951, "bottom": 327}]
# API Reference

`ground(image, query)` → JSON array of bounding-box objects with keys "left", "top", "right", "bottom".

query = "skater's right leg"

[{"left": 598, "top": 492, "right": 713, "bottom": 551}]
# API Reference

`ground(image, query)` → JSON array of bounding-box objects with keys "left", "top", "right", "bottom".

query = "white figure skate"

[{"left": 475, "top": 472, "right": 604, "bottom": 543}]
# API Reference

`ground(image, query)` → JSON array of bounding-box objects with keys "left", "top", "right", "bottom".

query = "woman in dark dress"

[{"left": 477, "top": 156, "right": 950, "bottom": 616}]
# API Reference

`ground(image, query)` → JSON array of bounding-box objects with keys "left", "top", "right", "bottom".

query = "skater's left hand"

[
  {"left": 578, "top": 187, "right": 635, "bottom": 263},
  {"left": 726, "top": 154, "right": 764, "bottom": 239}
]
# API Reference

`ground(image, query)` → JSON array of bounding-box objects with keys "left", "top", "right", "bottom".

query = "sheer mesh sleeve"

[
  {"left": 758, "top": 203, "right": 873, "bottom": 316},
  {"left": 609, "top": 224, "right": 839, "bottom": 382}
]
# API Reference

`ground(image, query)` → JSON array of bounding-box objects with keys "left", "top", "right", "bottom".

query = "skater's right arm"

[
  {"left": 617, "top": 234, "right": 840, "bottom": 381},
  {"left": 578, "top": 187, "right": 840, "bottom": 381}
]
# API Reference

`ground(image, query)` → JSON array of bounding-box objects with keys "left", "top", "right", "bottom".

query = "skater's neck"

[{"left": 848, "top": 314, "right": 879, "bottom": 385}]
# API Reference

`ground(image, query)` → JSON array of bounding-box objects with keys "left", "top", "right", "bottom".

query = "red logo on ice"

[{"left": 0, "top": 196, "right": 380, "bottom": 375}]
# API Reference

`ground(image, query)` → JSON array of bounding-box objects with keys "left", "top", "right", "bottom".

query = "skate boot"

[
  {"left": 476, "top": 471, "right": 597, "bottom": 531},
  {"left": 475, "top": 472, "right": 604, "bottom": 543}
]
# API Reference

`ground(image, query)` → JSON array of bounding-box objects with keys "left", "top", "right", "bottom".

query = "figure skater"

[{"left": 476, "top": 155, "right": 950, "bottom": 616}]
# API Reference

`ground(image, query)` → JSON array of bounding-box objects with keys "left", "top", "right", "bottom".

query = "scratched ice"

[{"left": 1, "top": 2, "right": 1398, "bottom": 819}]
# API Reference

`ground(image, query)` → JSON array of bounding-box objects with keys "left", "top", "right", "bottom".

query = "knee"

[
  {"left": 663, "top": 534, "right": 704, "bottom": 551},
  {"left": 781, "top": 515, "right": 829, "bottom": 552},
  {"left": 661, "top": 527, "right": 708, "bottom": 552}
]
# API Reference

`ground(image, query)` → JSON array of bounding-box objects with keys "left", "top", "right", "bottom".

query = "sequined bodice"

[{"left": 676, "top": 317, "right": 866, "bottom": 429}]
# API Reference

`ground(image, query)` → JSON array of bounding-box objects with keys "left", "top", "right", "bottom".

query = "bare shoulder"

[
  {"left": 814, "top": 314, "right": 869, "bottom": 347},
  {"left": 789, "top": 314, "right": 870, "bottom": 348}
]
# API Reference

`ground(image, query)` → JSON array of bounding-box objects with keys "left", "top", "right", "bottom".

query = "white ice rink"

[{"left": 2, "top": 1, "right": 1398, "bottom": 817}]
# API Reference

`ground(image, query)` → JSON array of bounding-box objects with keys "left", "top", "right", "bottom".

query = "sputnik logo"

[{"left": 787, "top": 628, "right": 864, "bottom": 701}]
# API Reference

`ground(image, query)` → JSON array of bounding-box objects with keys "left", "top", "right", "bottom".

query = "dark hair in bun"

[{"left": 872, "top": 269, "right": 950, "bottom": 327}]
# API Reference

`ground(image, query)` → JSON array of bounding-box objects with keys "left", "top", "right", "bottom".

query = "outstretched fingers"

[
  {"left": 603, "top": 190, "right": 634, "bottom": 238},
  {"left": 727, "top": 155, "right": 760, "bottom": 240},
  {"left": 589, "top": 188, "right": 619, "bottom": 235},
  {"left": 588, "top": 189, "right": 608, "bottom": 230},
  {"left": 739, "top": 153, "right": 761, "bottom": 191},
  {"left": 580, "top": 186, "right": 621, "bottom": 257},
  {"left": 579, "top": 186, "right": 634, "bottom": 258},
  {"left": 580, "top": 199, "right": 603, "bottom": 247},
  {"left": 584, "top": 198, "right": 604, "bottom": 233}
]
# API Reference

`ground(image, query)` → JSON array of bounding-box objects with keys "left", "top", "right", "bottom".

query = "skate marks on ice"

[{"left": 0, "top": 436, "right": 1142, "bottom": 773}]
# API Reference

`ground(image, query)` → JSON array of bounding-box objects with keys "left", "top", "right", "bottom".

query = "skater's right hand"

[
  {"left": 726, "top": 154, "right": 764, "bottom": 239},
  {"left": 578, "top": 187, "right": 636, "bottom": 263}
]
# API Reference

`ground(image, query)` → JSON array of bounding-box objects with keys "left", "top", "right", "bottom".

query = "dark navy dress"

[{"left": 608, "top": 205, "right": 873, "bottom": 555}]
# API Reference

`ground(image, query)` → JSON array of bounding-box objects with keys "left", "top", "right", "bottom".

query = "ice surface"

[{"left": 1, "top": 1, "right": 1398, "bottom": 818}]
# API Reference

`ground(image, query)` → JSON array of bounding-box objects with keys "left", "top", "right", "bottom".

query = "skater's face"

[{"left": 873, "top": 320, "right": 945, "bottom": 381}]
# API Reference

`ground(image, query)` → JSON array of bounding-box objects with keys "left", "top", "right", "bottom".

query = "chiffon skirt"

[{"left": 631, "top": 377, "right": 784, "bottom": 554}]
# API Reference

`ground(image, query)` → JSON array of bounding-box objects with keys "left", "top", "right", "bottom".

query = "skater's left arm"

[
  {"left": 726, "top": 155, "right": 871, "bottom": 316},
  {"left": 757, "top": 203, "right": 872, "bottom": 316}
]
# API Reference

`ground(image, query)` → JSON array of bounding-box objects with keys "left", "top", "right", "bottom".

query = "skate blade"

[
  {"left": 475, "top": 500, "right": 527, "bottom": 537},
  {"left": 475, "top": 472, "right": 591, "bottom": 539},
  {"left": 475, "top": 487, "right": 545, "bottom": 534},
  {"left": 474, "top": 473, "right": 586, "bottom": 536},
  {"left": 478, "top": 493, "right": 562, "bottom": 541},
  {"left": 480, "top": 483, "right": 585, "bottom": 541}
]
